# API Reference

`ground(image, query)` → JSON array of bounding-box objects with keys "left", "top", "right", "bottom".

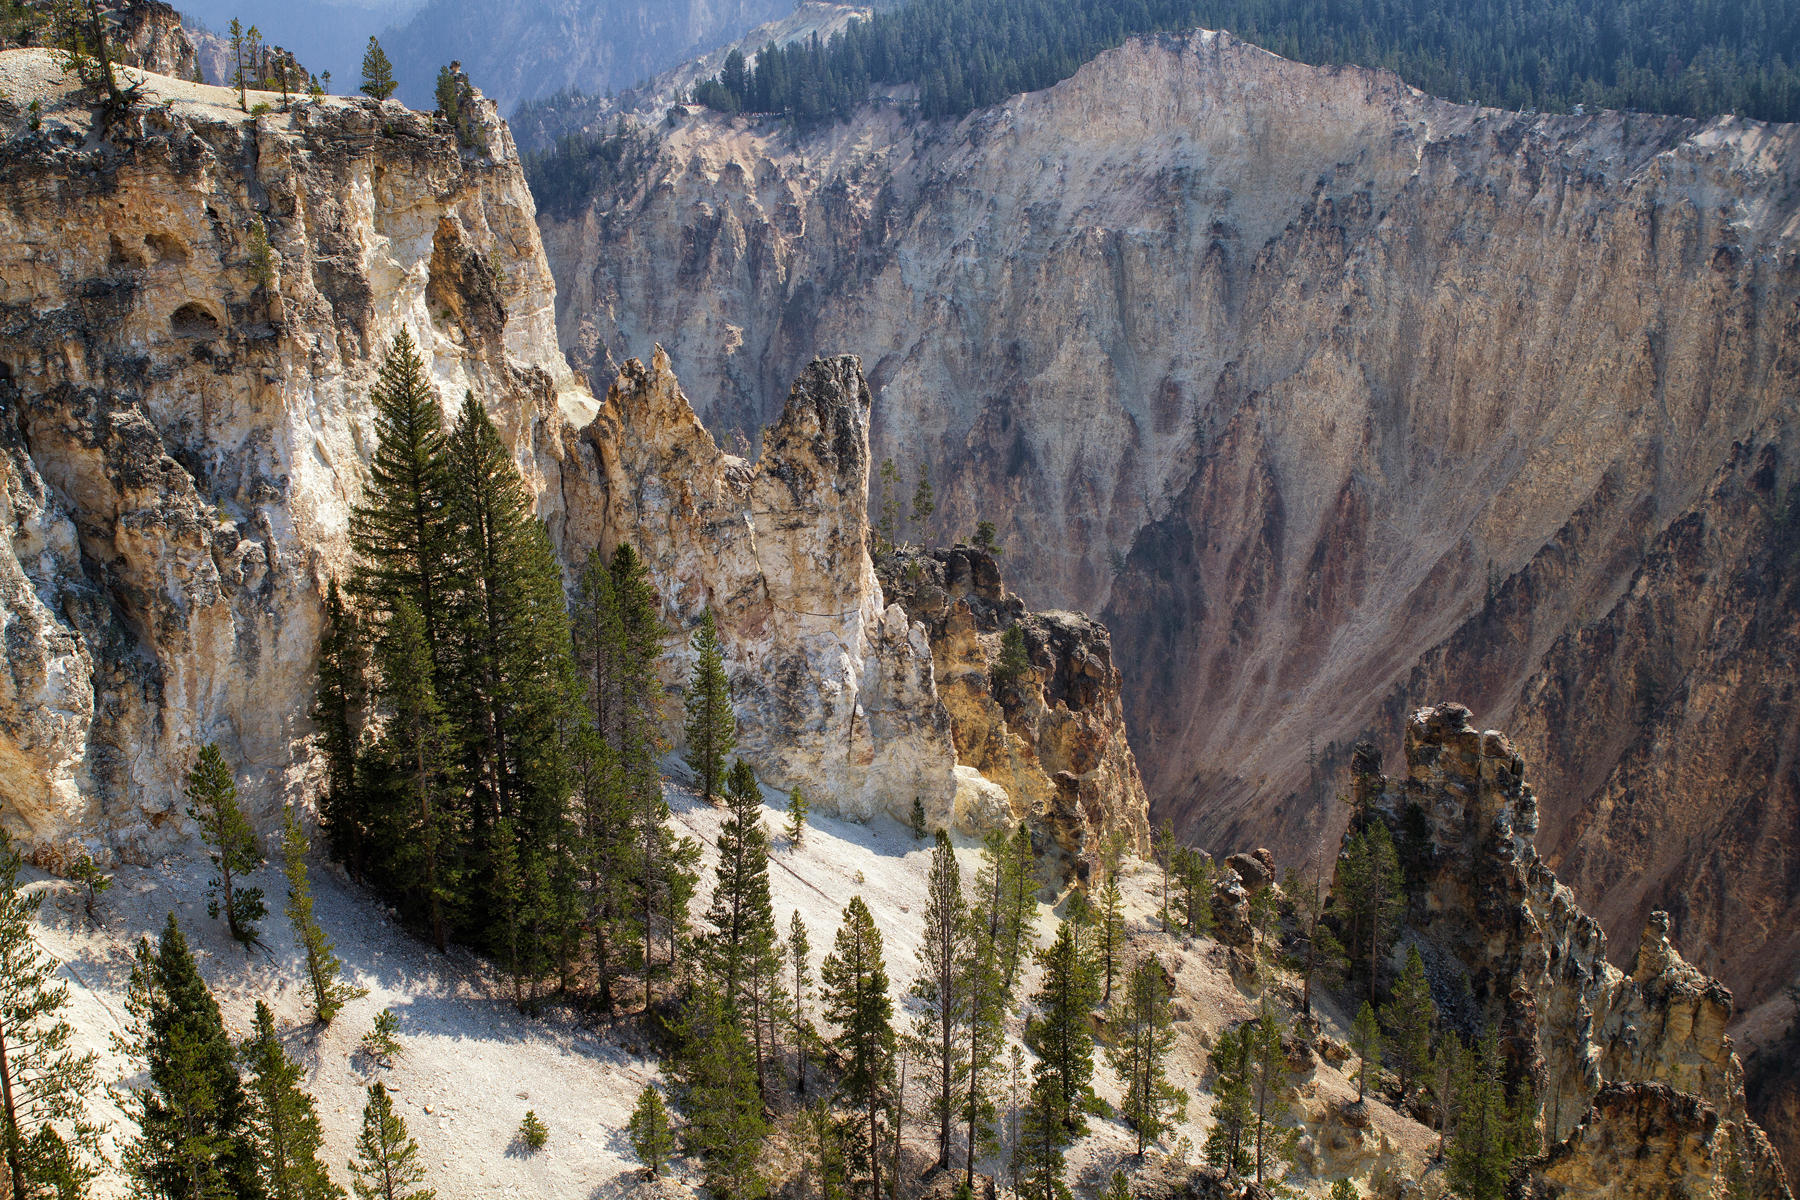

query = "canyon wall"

[
  {"left": 535, "top": 28, "right": 1800, "bottom": 1096},
  {"left": 0, "top": 50, "right": 585, "bottom": 863},
  {"left": 0, "top": 47, "right": 1149, "bottom": 878}
]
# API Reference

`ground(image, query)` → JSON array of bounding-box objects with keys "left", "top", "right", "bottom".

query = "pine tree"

[
  {"left": 785, "top": 787, "right": 809, "bottom": 848},
  {"left": 909, "top": 796, "right": 928, "bottom": 840},
  {"left": 1175, "top": 848, "right": 1215, "bottom": 936},
  {"left": 187, "top": 742, "right": 266, "bottom": 945},
  {"left": 1108, "top": 956, "right": 1185, "bottom": 1155},
  {"left": 1337, "top": 822, "right": 1404, "bottom": 1002},
  {"left": 229, "top": 17, "right": 247, "bottom": 109},
  {"left": 910, "top": 832, "right": 972, "bottom": 1170},
  {"left": 788, "top": 910, "right": 817, "bottom": 1094},
  {"left": 282, "top": 812, "right": 362, "bottom": 1025},
  {"left": 348, "top": 1083, "right": 432, "bottom": 1200},
  {"left": 1446, "top": 1029, "right": 1534, "bottom": 1200},
  {"left": 433, "top": 65, "right": 460, "bottom": 126},
  {"left": 991, "top": 624, "right": 1032, "bottom": 692},
  {"left": 572, "top": 542, "right": 667, "bottom": 1010},
  {"left": 1012, "top": 1074, "right": 1072, "bottom": 1200},
  {"left": 67, "top": 852, "right": 110, "bottom": 927},
  {"left": 241, "top": 1001, "right": 344, "bottom": 1200},
  {"left": 120, "top": 914, "right": 260, "bottom": 1200},
  {"left": 674, "top": 981, "right": 766, "bottom": 1197},
  {"left": 1025, "top": 918, "right": 1100, "bottom": 1132},
  {"left": 312, "top": 580, "right": 367, "bottom": 877},
  {"left": 441, "top": 392, "right": 579, "bottom": 828},
  {"left": 1203, "top": 1025, "right": 1252, "bottom": 1178},
  {"left": 1103, "top": 1169, "right": 1133, "bottom": 1200},
  {"left": 704, "top": 759, "right": 776, "bottom": 1011},
  {"left": 1152, "top": 820, "right": 1176, "bottom": 933},
  {"left": 0, "top": 829, "right": 105, "bottom": 1199},
  {"left": 959, "top": 901, "right": 1005, "bottom": 1192},
  {"left": 986, "top": 820, "right": 1044, "bottom": 993},
  {"left": 359, "top": 37, "right": 395, "bottom": 100},
  {"left": 626, "top": 1086, "right": 672, "bottom": 1177},
  {"left": 682, "top": 609, "right": 734, "bottom": 805},
  {"left": 910, "top": 462, "right": 936, "bottom": 533},
  {"left": 876, "top": 458, "right": 902, "bottom": 553},
  {"left": 821, "top": 896, "right": 895, "bottom": 1200},
  {"left": 351, "top": 331, "right": 455, "bottom": 654},
  {"left": 1097, "top": 873, "right": 1126, "bottom": 1004},
  {"left": 1381, "top": 947, "right": 1435, "bottom": 1099},
  {"left": 1351, "top": 1002, "right": 1381, "bottom": 1103},
  {"left": 801, "top": 1100, "right": 851, "bottom": 1200},
  {"left": 365, "top": 595, "right": 460, "bottom": 953},
  {"left": 1246, "top": 997, "right": 1295, "bottom": 1187},
  {"left": 1287, "top": 871, "right": 1345, "bottom": 1016}
]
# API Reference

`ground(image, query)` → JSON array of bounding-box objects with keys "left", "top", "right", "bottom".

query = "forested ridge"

[{"left": 686, "top": 0, "right": 1800, "bottom": 127}]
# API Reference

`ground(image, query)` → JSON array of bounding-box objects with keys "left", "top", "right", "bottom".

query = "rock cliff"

[
  {"left": 534, "top": 27, "right": 1800, "bottom": 1138},
  {"left": 0, "top": 0, "right": 199, "bottom": 79},
  {"left": 0, "top": 50, "right": 584, "bottom": 864},
  {"left": 558, "top": 347, "right": 963, "bottom": 828},
  {"left": 1344, "top": 703, "right": 1792, "bottom": 1199},
  {"left": 876, "top": 544, "right": 1150, "bottom": 871},
  {"left": 0, "top": 47, "right": 1150, "bottom": 879}
]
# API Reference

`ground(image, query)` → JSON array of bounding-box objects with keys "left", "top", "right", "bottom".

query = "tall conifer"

[
  {"left": 1108, "top": 956, "right": 1185, "bottom": 1154},
  {"left": 281, "top": 812, "right": 361, "bottom": 1025},
  {"left": 1025, "top": 919, "right": 1099, "bottom": 1131},
  {"left": 821, "top": 897, "right": 895, "bottom": 1200},
  {"left": 682, "top": 610, "right": 734, "bottom": 804},
  {"left": 366, "top": 596, "right": 459, "bottom": 952},
  {"left": 312, "top": 580, "right": 367, "bottom": 876},
  {"left": 348, "top": 1083, "right": 431, "bottom": 1200},
  {"left": 351, "top": 331, "right": 454, "bottom": 655},
  {"left": 120, "top": 915, "right": 260, "bottom": 1200},
  {"left": 910, "top": 831, "right": 971, "bottom": 1170},
  {"left": 241, "top": 1001, "right": 343, "bottom": 1200},
  {"left": 0, "top": 829, "right": 105, "bottom": 1199},
  {"left": 187, "top": 743, "right": 266, "bottom": 945}
]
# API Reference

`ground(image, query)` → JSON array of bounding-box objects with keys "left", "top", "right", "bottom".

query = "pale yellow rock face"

[
  {"left": 0, "top": 51, "right": 583, "bottom": 863},
  {"left": 559, "top": 347, "right": 961, "bottom": 825}
]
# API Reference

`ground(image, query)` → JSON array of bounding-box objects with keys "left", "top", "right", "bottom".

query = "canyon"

[
  {"left": 535, "top": 27, "right": 1800, "bottom": 1143},
  {"left": 0, "top": 33, "right": 1146, "bottom": 873},
  {"left": 1, "top": 2, "right": 1797, "bottom": 1189}
]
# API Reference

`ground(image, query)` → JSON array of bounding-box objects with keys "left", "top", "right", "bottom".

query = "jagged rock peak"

[
  {"left": 562, "top": 349, "right": 962, "bottom": 828},
  {"left": 1345, "top": 703, "right": 1793, "bottom": 1199},
  {"left": 876, "top": 544, "right": 1151, "bottom": 878}
]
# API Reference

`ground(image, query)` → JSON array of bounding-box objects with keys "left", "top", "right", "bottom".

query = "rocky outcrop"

[
  {"left": 876, "top": 544, "right": 1149, "bottom": 872},
  {"left": 1344, "top": 703, "right": 1791, "bottom": 1199},
  {"left": 1, "top": 0, "right": 198, "bottom": 79},
  {"left": 0, "top": 49, "right": 584, "bottom": 864},
  {"left": 533, "top": 27, "right": 1800, "bottom": 1109},
  {"left": 558, "top": 348, "right": 961, "bottom": 827}
]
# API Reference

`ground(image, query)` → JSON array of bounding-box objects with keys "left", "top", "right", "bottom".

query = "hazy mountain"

[{"left": 378, "top": 0, "right": 797, "bottom": 113}]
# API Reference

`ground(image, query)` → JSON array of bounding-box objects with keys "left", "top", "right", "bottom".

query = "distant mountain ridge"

[{"left": 379, "top": 0, "right": 797, "bottom": 114}]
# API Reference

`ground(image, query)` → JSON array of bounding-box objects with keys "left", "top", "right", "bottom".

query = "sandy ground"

[
  {"left": 0, "top": 45, "right": 390, "bottom": 134},
  {"left": 29, "top": 769, "right": 1433, "bottom": 1198}
]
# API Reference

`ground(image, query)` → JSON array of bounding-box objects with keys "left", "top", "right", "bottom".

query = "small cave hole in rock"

[
  {"left": 145, "top": 232, "right": 190, "bottom": 263},
  {"left": 170, "top": 303, "right": 221, "bottom": 339}
]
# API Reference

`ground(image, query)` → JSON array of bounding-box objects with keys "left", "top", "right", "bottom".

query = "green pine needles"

[
  {"left": 683, "top": 608, "right": 735, "bottom": 804},
  {"left": 282, "top": 811, "right": 364, "bottom": 1024},
  {"left": 349, "top": 1083, "right": 433, "bottom": 1200},
  {"left": 187, "top": 743, "right": 266, "bottom": 945},
  {"left": 241, "top": 1001, "right": 345, "bottom": 1200},
  {"left": 119, "top": 915, "right": 261, "bottom": 1200},
  {"left": 0, "top": 829, "right": 106, "bottom": 1199}
]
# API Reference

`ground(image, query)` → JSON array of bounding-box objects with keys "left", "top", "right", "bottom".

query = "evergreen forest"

[{"left": 689, "top": 0, "right": 1800, "bottom": 128}]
